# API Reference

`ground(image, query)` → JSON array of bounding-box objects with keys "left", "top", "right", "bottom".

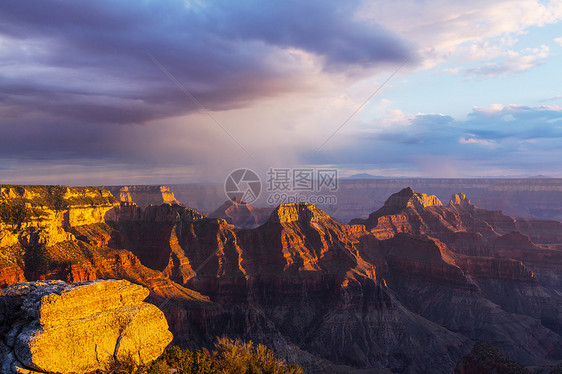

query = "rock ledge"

[{"left": 0, "top": 279, "right": 172, "bottom": 373}]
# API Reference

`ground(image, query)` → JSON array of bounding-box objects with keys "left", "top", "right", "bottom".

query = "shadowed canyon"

[{"left": 1, "top": 184, "right": 561, "bottom": 373}]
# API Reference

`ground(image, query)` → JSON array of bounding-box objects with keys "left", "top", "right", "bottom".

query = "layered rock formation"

[
  {"left": 1, "top": 185, "right": 561, "bottom": 373},
  {"left": 0, "top": 185, "right": 210, "bottom": 302},
  {"left": 167, "top": 178, "right": 562, "bottom": 222},
  {"left": 118, "top": 197, "right": 561, "bottom": 371},
  {"left": 0, "top": 185, "right": 119, "bottom": 249},
  {"left": 104, "top": 185, "right": 180, "bottom": 208},
  {"left": 178, "top": 203, "right": 471, "bottom": 372},
  {"left": 209, "top": 198, "right": 273, "bottom": 228},
  {"left": 351, "top": 188, "right": 562, "bottom": 286},
  {"left": 0, "top": 279, "right": 172, "bottom": 373}
]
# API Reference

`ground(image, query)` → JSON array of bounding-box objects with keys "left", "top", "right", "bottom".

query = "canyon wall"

[
  {"left": 166, "top": 178, "right": 562, "bottom": 224},
  {"left": 103, "top": 185, "right": 180, "bottom": 208},
  {"left": 1, "top": 185, "right": 561, "bottom": 373}
]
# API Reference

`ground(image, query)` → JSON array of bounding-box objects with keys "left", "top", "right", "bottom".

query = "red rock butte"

[{"left": 0, "top": 184, "right": 561, "bottom": 373}]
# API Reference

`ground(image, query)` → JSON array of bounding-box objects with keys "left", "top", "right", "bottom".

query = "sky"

[{"left": 1, "top": 0, "right": 562, "bottom": 185}]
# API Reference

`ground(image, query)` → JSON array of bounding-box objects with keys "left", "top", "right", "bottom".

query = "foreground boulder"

[{"left": 0, "top": 279, "right": 172, "bottom": 373}]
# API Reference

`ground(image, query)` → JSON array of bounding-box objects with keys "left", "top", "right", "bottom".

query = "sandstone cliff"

[
  {"left": 0, "top": 279, "right": 172, "bottom": 373},
  {"left": 0, "top": 185, "right": 210, "bottom": 304},
  {"left": 351, "top": 188, "right": 562, "bottom": 286},
  {"left": 103, "top": 185, "right": 180, "bottom": 208},
  {"left": 0, "top": 185, "right": 120, "bottom": 249},
  {"left": 209, "top": 198, "right": 273, "bottom": 228},
  {"left": 1, "top": 186, "right": 561, "bottom": 373}
]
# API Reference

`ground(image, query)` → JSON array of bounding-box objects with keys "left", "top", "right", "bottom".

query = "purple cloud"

[{"left": 0, "top": 0, "right": 415, "bottom": 177}]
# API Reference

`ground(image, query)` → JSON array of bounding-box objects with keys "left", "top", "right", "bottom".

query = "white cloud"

[
  {"left": 540, "top": 95, "right": 562, "bottom": 102},
  {"left": 311, "top": 103, "right": 562, "bottom": 177},
  {"left": 464, "top": 45, "right": 550, "bottom": 76},
  {"left": 555, "top": 36, "right": 562, "bottom": 46},
  {"left": 473, "top": 103, "right": 506, "bottom": 113},
  {"left": 360, "top": 0, "right": 562, "bottom": 69},
  {"left": 459, "top": 137, "right": 496, "bottom": 146},
  {"left": 472, "top": 103, "right": 562, "bottom": 114},
  {"left": 439, "top": 67, "right": 461, "bottom": 75}
]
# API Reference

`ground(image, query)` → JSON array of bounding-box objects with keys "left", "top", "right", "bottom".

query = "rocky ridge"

[
  {"left": 103, "top": 185, "right": 180, "bottom": 208},
  {"left": 0, "top": 185, "right": 209, "bottom": 301},
  {"left": 0, "top": 185, "right": 119, "bottom": 249},
  {"left": 168, "top": 179, "right": 562, "bottom": 223},
  {"left": 209, "top": 198, "right": 273, "bottom": 229},
  {"left": 0, "top": 185, "right": 561, "bottom": 373}
]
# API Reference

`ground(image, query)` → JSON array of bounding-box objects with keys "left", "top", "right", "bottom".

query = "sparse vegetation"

[
  {"left": 149, "top": 338, "right": 302, "bottom": 374},
  {"left": 99, "top": 338, "right": 302, "bottom": 374},
  {"left": 0, "top": 199, "right": 31, "bottom": 230},
  {"left": 460, "top": 342, "right": 531, "bottom": 374},
  {"left": 45, "top": 185, "right": 68, "bottom": 210},
  {"left": 105, "top": 353, "right": 140, "bottom": 374}
]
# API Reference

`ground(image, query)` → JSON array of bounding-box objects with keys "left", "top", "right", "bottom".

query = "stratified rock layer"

[
  {"left": 103, "top": 185, "right": 180, "bottom": 208},
  {"left": 1, "top": 185, "right": 561, "bottom": 373},
  {"left": 209, "top": 199, "right": 272, "bottom": 229},
  {"left": 0, "top": 280, "right": 172, "bottom": 373}
]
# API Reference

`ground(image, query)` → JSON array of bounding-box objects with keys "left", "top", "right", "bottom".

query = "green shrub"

[
  {"left": 104, "top": 353, "right": 139, "bottom": 374},
  {"left": 0, "top": 199, "right": 31, "bottom": 230},
  {"left": 150, "top": 338, "right": 302, "bottom": 374},
  {"left": 214, "top": 337, "right": 301, "bottom": 374},
  {"left": 88, "top": 338, "right": 301, "bottom": 374},
  {"left": 45, "top": 185, "right": 68, "bottom": 210},
  {"left": 146, "top": 360, "right": 170, "bottom": 374}
]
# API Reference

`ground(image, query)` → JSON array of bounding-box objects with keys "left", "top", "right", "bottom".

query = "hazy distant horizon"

[{"left": 4, "top": 174, "right": 562, "bottom": 188}]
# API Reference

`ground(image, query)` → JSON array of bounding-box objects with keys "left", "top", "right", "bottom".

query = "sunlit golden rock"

[{"left": 0, "top": 280, "right": 172, "bottom": 373}]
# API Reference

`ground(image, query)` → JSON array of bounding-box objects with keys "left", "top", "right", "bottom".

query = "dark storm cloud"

[
  {"left": 0, "top": 0, "right": 414, "bottom": 166},
  {"left": 210, "top": 0, "right": 412, "bottom": 69},
  {"left": 0, "top": 0, "right": 412, "bottom": 116},
  {"left": 0, "top": 117, "right": 123, "bottom": 161}
]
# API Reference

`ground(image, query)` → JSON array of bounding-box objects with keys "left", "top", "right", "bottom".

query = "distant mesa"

[
  {"left": 448, "top": 192, "right": 475, "bottom": 212},
  {"left": 350, "top": 186, "right": 562, "bottom": 246},
  {"left": 387, "top": 186, "right": 442, "bottom": 208},
  {"left": 1, "top": 184, "right": 562, "bottom": 373},
  {"left": 103, "top": 185, "right": 180, "bottom": 208},
  {"left": 209, "top": 198, "right": 272, "bottom": 229},
  {"left": 449, "top": 192, "right": 472, "bottom": 206},
  {"left": 356, "top": 186, "right": 443, "bottom": 219},
  {"left": 343, "top": 173, "right": 387, "bottom": 179},
  {"left": 527, "top": 174, "right": 552, "bottom": 178},
  {"left": 333, "top": 178, "right": 562, "bottom": 223},
  {"left": 349, "top": 186, "right": 464, "bottom": 230},
  {"left": 267, "top": 202, "right": 331, "bottom": 224}
]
